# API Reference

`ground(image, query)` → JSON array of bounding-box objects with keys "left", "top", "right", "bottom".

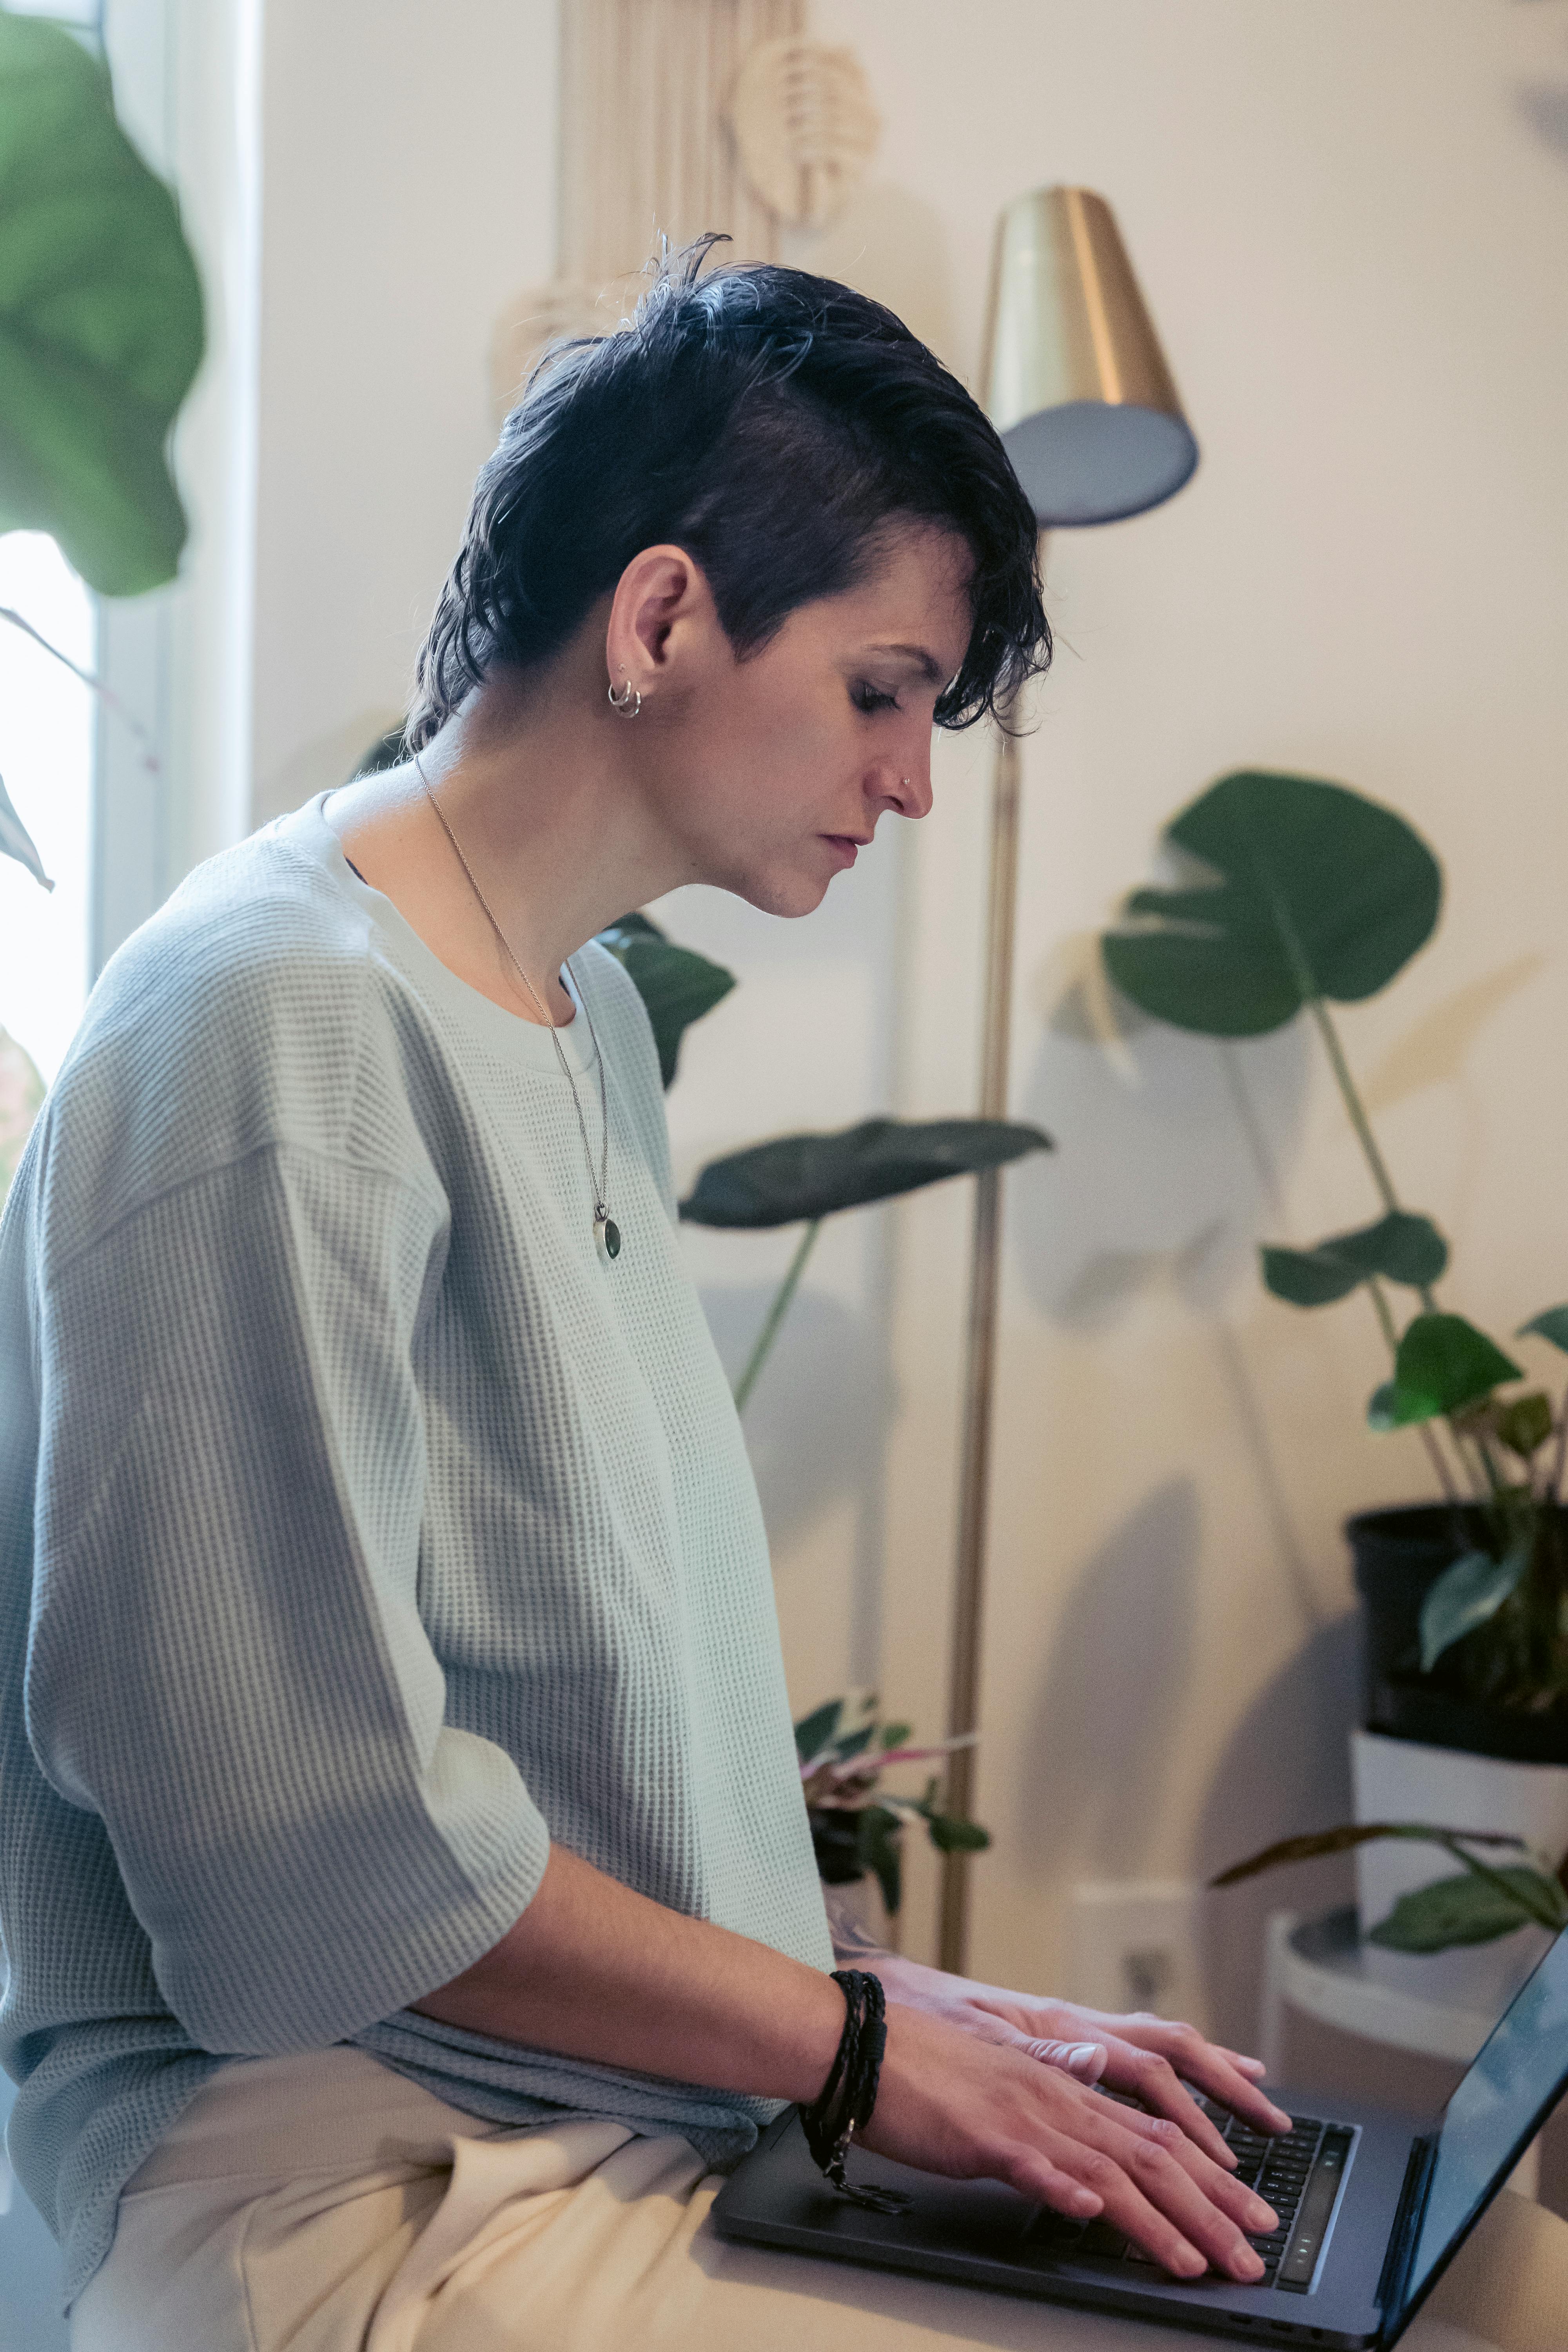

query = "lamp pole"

[
  {"left": 933, "top": 185, "right": 1197, "bottom": 1978},
  {"left": 938, "top": 713, "right": 1023, "bottom": 1975}
]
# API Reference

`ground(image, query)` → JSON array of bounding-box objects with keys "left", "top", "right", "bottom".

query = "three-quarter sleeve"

[{"left": 26, "top": 1140, "right": 552, "bottom": 2056}]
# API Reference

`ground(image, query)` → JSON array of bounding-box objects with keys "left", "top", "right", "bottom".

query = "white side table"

[{"left": 1262, "top": 1906, "right": 1540, "bottom": 2200}]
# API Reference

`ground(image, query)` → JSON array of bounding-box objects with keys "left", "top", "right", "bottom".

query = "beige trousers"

[{"left": 68, "top": 2047, "right": 1568, "bottom": 2352}]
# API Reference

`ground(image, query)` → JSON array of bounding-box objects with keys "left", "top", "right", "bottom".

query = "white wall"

[
  {"left": 761, "top": 0, "right": 1568, "bottom": 2033},
  {"left": 250, "top": 0, "right": 559, "bottom": 819},
  {"left": 243, "top": 0, "right": 1568, "bottom": 2043}
]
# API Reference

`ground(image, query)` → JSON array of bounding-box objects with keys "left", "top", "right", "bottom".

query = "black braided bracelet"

[{"left": 800, "top": 1970, "right": 909, "bottom": 2214}]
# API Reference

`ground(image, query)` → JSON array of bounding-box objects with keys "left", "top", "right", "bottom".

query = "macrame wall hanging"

[{"left": 490, "top": 0, "right": 880, "bottom": 421}]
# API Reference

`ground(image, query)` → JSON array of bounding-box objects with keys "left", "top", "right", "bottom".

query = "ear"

[{"left": 603, "top": 544, "right": 715, "bottom": 706}]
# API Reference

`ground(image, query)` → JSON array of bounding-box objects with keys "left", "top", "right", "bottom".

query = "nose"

[{"left": 874, "top": 750, "right": 933, "bottom": 823}]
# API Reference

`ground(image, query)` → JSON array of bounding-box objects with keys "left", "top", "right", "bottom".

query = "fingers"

[
  {"left": 1017, "top": 2036, "right": 1109, "bottom": 2084},
  {"left": 1061, "top": 2107, "right": 1275, "bottom": 2282},
  {"left": 1099, "top": 2022, "right": 1292, "bottom": 2141}
]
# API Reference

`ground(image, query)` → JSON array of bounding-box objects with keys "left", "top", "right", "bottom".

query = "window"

[
  {"left": 0, "top": 0, "right": 104, "bottom": 1174},
  {"left": 0, "top": 538, "right": 95, "bottom": 1089}
]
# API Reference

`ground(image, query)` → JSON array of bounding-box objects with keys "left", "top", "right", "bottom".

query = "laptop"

[{"left": 712, "top": 1924, "right": 1568, "bottom": 2348}]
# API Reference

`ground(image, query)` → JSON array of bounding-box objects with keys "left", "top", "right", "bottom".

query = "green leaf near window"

[
  {"left": 1368, "top": 1866, "right": 1568, "bottom": 1954},
  {"left": 1419, "top": 1544, "right": 1531, "bottom": 1673},
  {"left": 1261, "top": 1209, "right": 1448, "bottom": 1308},
  {"left": 681, "top": 1115, "right": 1053, "bottom": 1229},
  {"left": 596, "top": 913, "right": 735, "bottom": 1089},
  {"left": 0, "top": 767, "right": 50, "bottom": 889},
  {"left": 1101, "top": 771, "right": 1442, "bottom": 1038},
  {"left": 1367, "top": 1313, "right": 1523, "bottom": 1429},
  {"left": 1519, "top": 1305, "right": 1568, "bottom": 1356},
  {"left": 0, "top": 12, "right": 205, "bottom": 594}
]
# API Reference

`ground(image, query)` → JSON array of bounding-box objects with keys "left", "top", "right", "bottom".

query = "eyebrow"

[{"left": 867, "top": 641, "right": 948, "bottom": 685}]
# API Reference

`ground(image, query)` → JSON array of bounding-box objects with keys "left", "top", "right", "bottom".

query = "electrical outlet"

[{"left": 1069, "top": 1880, "right": 1208, "bottom": 2033}]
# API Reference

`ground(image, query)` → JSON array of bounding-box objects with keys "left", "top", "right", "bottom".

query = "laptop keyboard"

[{"left": 1035, "top": 2099, "right": 1352, "bottom": 2294}]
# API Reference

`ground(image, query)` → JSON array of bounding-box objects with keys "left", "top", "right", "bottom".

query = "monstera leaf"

[
  {"left": 1262, "top": 1210, "right": 1448, "bottom": 1308},
  {"left": 1520, "top": 1306, "right": 1568, "bottom": 1355},
  {"left": 681, "top": 1115, "right": 1052, "bottom": 1229},
  {"left": 0, "top": 13, "right": 205, "bottom": 593},
  {"left": 596, "top": 912, "right": 734, "bottom": 1089},
  {"left": 1102, "top": 771, "right": 1442, "bottom": 1037}
]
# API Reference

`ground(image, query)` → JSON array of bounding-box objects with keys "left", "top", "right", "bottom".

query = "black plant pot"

[
  {"left": 1350, "top": 1503, "right": 1568, "bottom": 1766},
  {"left": 807, "top": 1806, "right": 864, "bottom": 1886}
]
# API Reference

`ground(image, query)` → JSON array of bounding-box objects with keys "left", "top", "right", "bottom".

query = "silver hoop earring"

[{"left": 607, "top": 677, "right": 642, "bottom": 719}]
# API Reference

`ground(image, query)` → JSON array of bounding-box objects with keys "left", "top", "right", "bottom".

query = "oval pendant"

[{"left": 595, "top": 1214, "right": 622, "bottom": 1263}]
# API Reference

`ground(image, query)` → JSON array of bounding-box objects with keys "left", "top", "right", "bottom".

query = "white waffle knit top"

[{"left": 0, "top": 793, "right": 831, "bottom": 2309}]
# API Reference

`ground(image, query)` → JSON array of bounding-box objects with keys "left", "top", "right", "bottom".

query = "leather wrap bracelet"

[{"left": 800, "top": 1969, "right": 909, "bottom": 2214}]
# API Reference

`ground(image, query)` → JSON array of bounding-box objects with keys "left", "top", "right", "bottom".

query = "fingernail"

[
  {"left": 1269, "top": 2107, "right": 1293, "bottom": 2132},
  {"left": 1233, "top": 2249, "right": 1266, "bottom": 2282},
  {"left": 1249, "top": 2199, "right": 1277, "bottom": 2230},
  {"left": 1066, "top": 2040, "right": 1107, "bottom": 2081},
  {"left": 1236, "top": 2058, "right": 1267, "bottom": 2074},
  {"left": 1072, "top": 2189, "right": 1103, "bottom": 2216}
]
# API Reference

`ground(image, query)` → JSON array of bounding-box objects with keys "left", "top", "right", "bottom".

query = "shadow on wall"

[
  {"left": 1011, "top": 938, "right": 1312, "bottom": 1334},
  {"left": 699, "top": 1280, "right": 889, "bottom": 1559},
  {"left": 1518, "top": 82, "right": 1568, "bottom": 158},
  {"left": 1016, "top": 1478, "right": 1200, "bottom": 1882},
  {"left": 1195, "top": 1610, "right": 1362, "bottom": 2055}
]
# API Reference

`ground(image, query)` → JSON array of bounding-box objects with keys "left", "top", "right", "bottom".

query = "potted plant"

[
  {"left": 1100, "top": 771, "right": 1568, "bottom": 1994},
  {"left": 793, "top": 1693, "right": 990, "bottom": 1940}
]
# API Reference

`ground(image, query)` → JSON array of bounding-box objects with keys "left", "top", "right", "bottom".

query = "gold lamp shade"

[{"left": 982, "top": 185, "right": 1197, "bottom": 526}]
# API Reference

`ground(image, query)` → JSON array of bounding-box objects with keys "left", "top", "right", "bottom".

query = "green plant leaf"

[
  {"left": 793, "top": 1698, "right": 842, "bottom": 1766},
  {"left": 920, "top": 1811, "right": 991, "bottom": 1855},
  {"left": 1210, "top": 1821, "right": 1526, "bottom": 1887},
  {"left": 856, "top": 1803, "right": 903, "bottom": 1916},
  {"left": 680, "top": 1116, "right": 1052, "bottom": 1229},
  {"left": 1519, "top": 1307, "right": 1568, "bottom": 1356},
  {"left": 1368, "top": 1867, "right": 1565, "bottom": 1953},
  {"left": 1419, "top": 1544, "right": 1531, "bottom": 1672},
  {"left": 1367, "top": 1313, "right": 1523, "bottom": 1428},
  {"left": 878, "top": 1720, "right": 914, "bottom": 1751},
  {"left": 1101, "top": 771, "right": 1441, "bottom": 1038},
  {"left": 596, "top": 915, "right": 734, "bottom": 1089},
  {"left": 1495, "top": 1393, "right": 1554, "bottom": 1461},
  {"left": 0, "top": 13, "right": 205, "bottom": 593},
  {"left": 830, "top": 1722, "right": 877, "bottom": 1764},
  {"left": 0, "top": 767, "right": 51, "bottom": 887},
  {"left": 1261, "top": 1210, "right": 1448, "bottom": 1308}
]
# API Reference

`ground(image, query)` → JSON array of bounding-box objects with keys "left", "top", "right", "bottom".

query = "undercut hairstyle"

[{"left": 407, "top": 240, "right": 1048, "bottom": 749}]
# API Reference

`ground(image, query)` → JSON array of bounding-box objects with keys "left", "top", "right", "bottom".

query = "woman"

[{"left": 1, "top": 249, "right": 1288, "bottom": 2350}]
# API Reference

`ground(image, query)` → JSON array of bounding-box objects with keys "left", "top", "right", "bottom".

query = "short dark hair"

[{"left": 407, "top": 241, "right": 1048, "bottom": 749}]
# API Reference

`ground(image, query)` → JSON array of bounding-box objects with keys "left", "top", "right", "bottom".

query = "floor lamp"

[{"left": 938, "top": 187, "right": 1201, "bottom": 1975}]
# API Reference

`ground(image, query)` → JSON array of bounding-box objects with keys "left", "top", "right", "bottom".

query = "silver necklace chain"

[{"left": 414, "top": 753, "right": 619, "bottom": 1258}]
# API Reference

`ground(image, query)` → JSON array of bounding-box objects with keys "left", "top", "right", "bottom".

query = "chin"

[{"left": 723, "top": 860, "right": 832, "bottom": 920}]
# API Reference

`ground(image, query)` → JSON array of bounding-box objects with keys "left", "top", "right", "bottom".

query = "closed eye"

[{"left": 852, "top": 682, "right": 899, "bottom": 715}]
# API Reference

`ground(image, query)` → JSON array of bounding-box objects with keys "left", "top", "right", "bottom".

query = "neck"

[{"left": 327, "top": 634, "right": 695, "bottom": 1024}]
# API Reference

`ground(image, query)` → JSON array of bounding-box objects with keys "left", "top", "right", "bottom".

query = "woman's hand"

[
  {"left": 862, "top": 1998, "right": 1282, "bottom": 2282},
  {"left": 866, "top": 1948, "right": 1291, "bottom": 2165}
]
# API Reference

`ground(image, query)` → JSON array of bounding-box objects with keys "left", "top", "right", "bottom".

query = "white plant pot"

[{"left": 1350, "top": 1728, "right": 1568, "bottom": 2016}]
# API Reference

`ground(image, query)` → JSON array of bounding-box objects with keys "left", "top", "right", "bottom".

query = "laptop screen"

[{"left": 1390, "top": 1924, "right": 1568, "bottom": 2334}]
